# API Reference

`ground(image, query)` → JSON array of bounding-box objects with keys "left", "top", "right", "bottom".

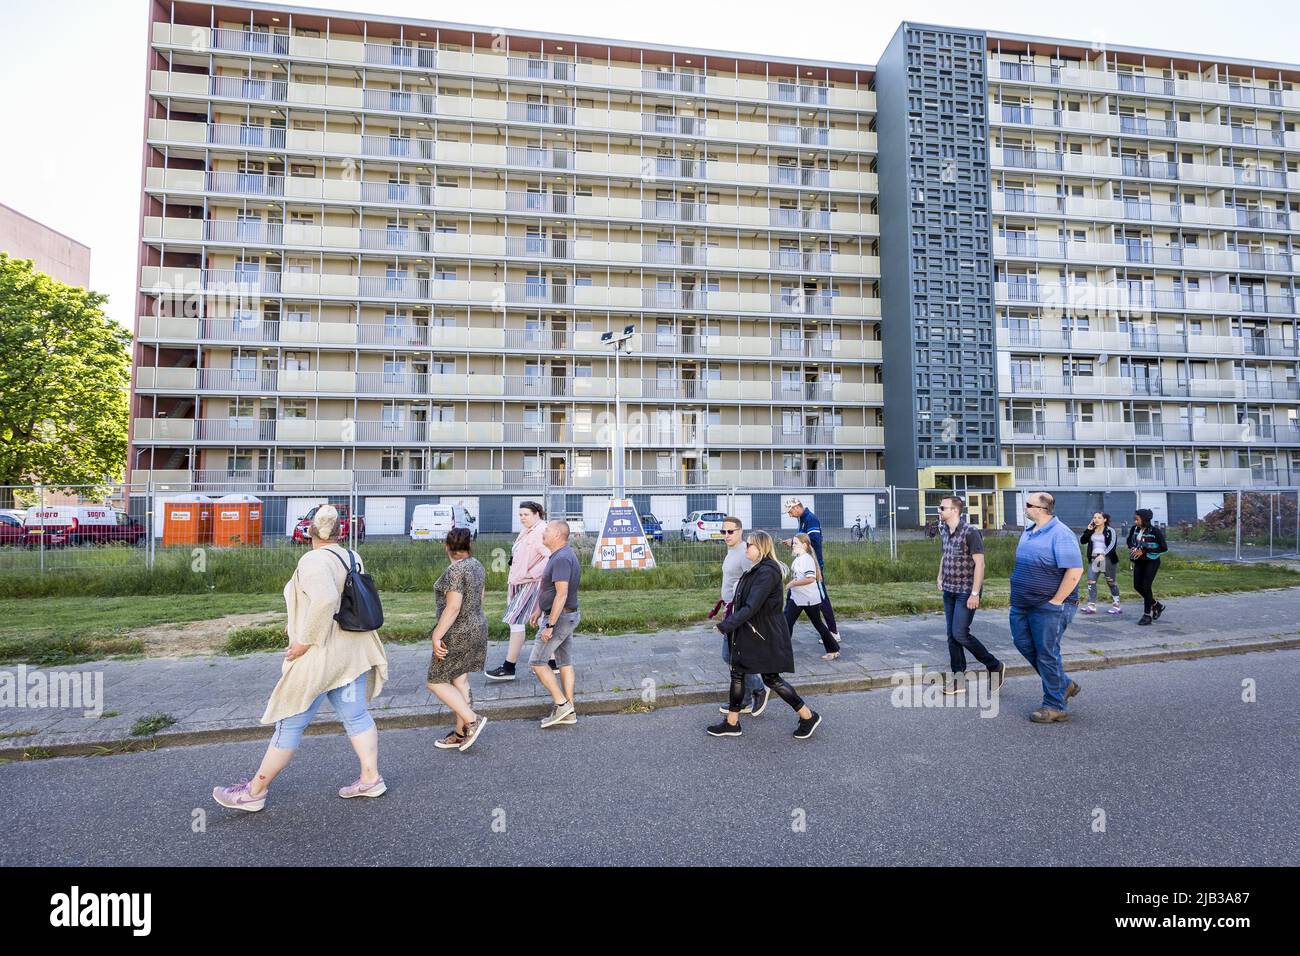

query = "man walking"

[
  {"left": 713, "top": 516, "right": 768, "bottom": 716},
  {"left": 1010, "top": 492, "right": 1083, "bottom": 723},
  {"left": 781, "top": 498, "right": 839, "bottom": 639},
  {"left": 529, "top": 520, "right": 581, "bottom": 728},
  {"left": 936, "top": 495, "right": 1004, "bottom": 694}
]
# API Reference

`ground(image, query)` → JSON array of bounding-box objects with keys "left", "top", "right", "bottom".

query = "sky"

[{"left": 2, "top": 0, "right": 1299, "bottom": 330}]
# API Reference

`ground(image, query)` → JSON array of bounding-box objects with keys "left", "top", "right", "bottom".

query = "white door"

[
  {"left": 285, "top": 497, "right": 327, "bottom": 536},
  {"left": 651, "top": 495, "right": 688, "bottom": 533},
  {"left": 364, "top": 497, "right": 405, "bottom": 536},
  {"left": 1136, "top": 492, "right": 1168, "bottom": 527},
  {"left": 842, "top": 494, "right": 878, "bottom": 528},
  {"left": 715, "top": 494, "right": 751, "bottom": 529},
  {"left": 582, "top": 496, "right": 610, "bottom": 534}
]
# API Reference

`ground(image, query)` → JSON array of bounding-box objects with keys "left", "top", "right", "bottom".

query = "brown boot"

[{"left": 1029, "top": 707, "right": 1069, "bottom": 723}]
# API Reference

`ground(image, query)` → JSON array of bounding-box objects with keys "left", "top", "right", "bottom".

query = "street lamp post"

[{"left": 601, "top": 324, "right": 636, "bottom": 499}]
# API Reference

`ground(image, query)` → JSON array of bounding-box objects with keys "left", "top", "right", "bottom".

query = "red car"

[
  {"left": 292, "top": 504, "right": 366, "bottom": 544},
  {"left": 0, "top": 512, "right": 25, "bottom": 546}
]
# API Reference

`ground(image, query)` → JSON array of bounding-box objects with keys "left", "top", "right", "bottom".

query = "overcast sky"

[{"left": 3, "top": 0, "right": 1299, "bottom": 328}]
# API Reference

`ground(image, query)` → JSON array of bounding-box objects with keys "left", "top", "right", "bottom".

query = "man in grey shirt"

[
  {"left": 714, "top": 516, "right": 768, "bottom": 716},
  {"left": 529, "top": 520, "right": 581, "bottom": 728}
]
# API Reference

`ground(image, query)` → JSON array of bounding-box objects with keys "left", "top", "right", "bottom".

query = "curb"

[{"left": 3, "top": 634, "right": 1297, "bottom": 760}]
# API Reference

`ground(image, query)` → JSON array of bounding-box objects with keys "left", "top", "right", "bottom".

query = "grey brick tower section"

[{"left": 875, "top": 23, "right": 1000, "bottom": 488}]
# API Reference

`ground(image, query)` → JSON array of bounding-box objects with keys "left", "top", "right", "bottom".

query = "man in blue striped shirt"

[{"left": 1010, "top": 492, "right": 1084, "bottom": 723}]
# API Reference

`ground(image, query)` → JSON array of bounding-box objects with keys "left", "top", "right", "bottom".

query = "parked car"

[
  {"left": 681, "top": 510, "right": 727, "bottom": 541},
  {"left": 0, "top": 512, "right": 25, "bottom": 546},
  {"left": 410, "top": 504, "right": 477, "bottom": 541},
  {"left": 72, "top": 511, "right": 146, "bottom": 546},
  {"left": 292, "top": 503, "right": 365, "bottom": 544},
  {"left": 640, "top": 513, "right": 663, "bottom": 541}
]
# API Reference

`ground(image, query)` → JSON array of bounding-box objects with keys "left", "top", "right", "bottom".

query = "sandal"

[
  {"left": 434, "top": 729, "right": 466, "bottom": 750},
  {"left": 821, "top": 651, "right": 840, "bottom": 660}
]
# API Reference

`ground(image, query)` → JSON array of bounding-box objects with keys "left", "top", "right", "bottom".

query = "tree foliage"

[{"left": 0, "top": 253, "right": 131, "bottom": 503}]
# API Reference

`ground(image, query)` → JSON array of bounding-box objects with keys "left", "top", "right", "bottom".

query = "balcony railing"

[
  {"left": 509, "top": 57, "right": 573, "bottom": 81},
  {"left": 358, "top": 227, "right": 433, "bottom": 252},
  {"left": 504, "top": 282, "right": 573, "bottom": 305},
  {"left": 204, "top": 220, "right": 284, "bottom": 244},
  {"left": 208, "top": 123, "right": 286, "bottom": 149},
  {"left": 770, "top": 208, "right": 831, "bottom": 229},
  {"left": 773, "top": 291, "right": 834, "bottom": 314},
  {"left": 772, "top": 250, "right": 832, "bottom": 271},
  {"left": 358, "top": 182, "right": 434, "bottom": 206},
  {"left": 506, "top": 191, "right": 573, "bottom": 214},
  {"left": 210, "top": 28, "right": 290, "bottom": 56},
  {"left": 770, "top": 82, "right": 828, "bottom": 104},
  {"left": 210, "top": 74, "right": 287, "bottom": 103},
  {"left": 654, "top": 157, "right": 706, "bottom": 179},
  {"left": 642, "top": 243, "right": 707, "bottom": 266},
  {"left": 770, "top": 165, "right": 830, "bottom": 187},
  {"left": 643, "top": 288, "right": 709, "bottom": 309},
  {"left": 505, "top": 146, "right": 574, "bottom": 169},
  {"left": 643, "top": 199, "right": 708, "bottom": 222},
  {"left": 505, "top": 237, "right": 573, "bottom": 259},
  {"left": 362, "top": 89, "right": 436, "bottom": 115},
  {"left": 360, "top": 134, "right": 435, "bottom": 159},
  {"left": 768, "top": 124, "right": 829, "bottom": 145},
  {"left": 643, "top": 69, "right": 705, "bottom": 93},
  {"left": 363, "top": 43, "right": 437, "bottom": 69},
  {"left": 642, "top": 114, "right": 706, "bottom": 136},
  {"left": 207, "top": 171, "right": 284, "bottom": 197},
  {"left": 773, "top": 381, "right": 835, "bottom": 401},
  {"left": 356, "top": 276, "right": 432, "bottom": 299},
  {"left": 201, "top": 268, "right": 282, "bottom": 294},
  {"left": 506, "top": 102, "right": 575, "bottom": 126}
]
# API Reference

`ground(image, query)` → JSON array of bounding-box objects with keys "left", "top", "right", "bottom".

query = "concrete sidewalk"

[{"left": 3, "top": 587, "right": 1297, "bottom": 757}]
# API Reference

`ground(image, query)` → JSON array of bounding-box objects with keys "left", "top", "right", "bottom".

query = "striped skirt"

[{"left": 502, "top": 580, "right": 542, "bottom": 627}]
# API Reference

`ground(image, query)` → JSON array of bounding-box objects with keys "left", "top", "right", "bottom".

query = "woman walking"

[
  {"left": 1079, "top": 511, "right": 1122, "bottom": 615},
  {"left": 1127, "top": 508, "right": 1169, "bottom": 626},
  {"left": 784, "top": 534, "right": 840, "bottom": 659},
  {"left": 709, "top": 530, "right": 822, "bottom": 740},
  {"left": 485, "top": 501, "right": 552, "bottom": 680},
  {"left": 213, "top": 505, "right": 389, "bottom": 812},
  {"left": 428, "top": 527, "right": 490, "bottom": 752}
]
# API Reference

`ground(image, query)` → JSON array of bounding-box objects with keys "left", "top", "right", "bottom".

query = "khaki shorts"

[{"left": 529, "top": 609, "right": 580, "bottom": 668}]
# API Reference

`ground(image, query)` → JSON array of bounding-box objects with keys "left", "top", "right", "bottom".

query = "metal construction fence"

[{"left": 1, "top": 482, "right": 1296, "bottom": 583}]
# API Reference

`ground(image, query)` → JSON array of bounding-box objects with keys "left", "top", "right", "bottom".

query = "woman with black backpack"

[
  {"left": 213, "top": 505, "right": 390, "bottom": 813},
  {"left": 709, "top": 530, "right": 822, "bottom": 740},
  {"left": 1127, "top": 509, "right": 1169, "bottom": 626}
]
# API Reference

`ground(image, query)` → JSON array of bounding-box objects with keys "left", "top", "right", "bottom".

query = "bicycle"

[{"left": 849, "top": 515, "right": 876, "bottom": 543}]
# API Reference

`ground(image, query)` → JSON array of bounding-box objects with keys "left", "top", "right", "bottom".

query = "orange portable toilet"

[
  {"left": 161, "top": 495, "right": 214, "bottom": 547},
  {"left": 213, "top": 494, "right": 264, "bottom": 547}
]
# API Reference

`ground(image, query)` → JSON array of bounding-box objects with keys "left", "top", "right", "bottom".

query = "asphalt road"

[{"left": 2, "top": 649, "right": 1296, "bottom": 866}]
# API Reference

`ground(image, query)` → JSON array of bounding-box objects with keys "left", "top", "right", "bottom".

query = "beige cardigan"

[{"left": 261, "top": 544, "right": 389, "bottom": 725}]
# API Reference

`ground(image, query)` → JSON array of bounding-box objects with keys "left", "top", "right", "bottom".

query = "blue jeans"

[
  {"left": 271, "top": 672, "right": 375, "bottom": 750},
  {"left": 722, "top": 637, "right": 764, "bottom": 695},
  {"left": 1009, "top": 603, "right": 1074, "bottom": 710},
  {"left": 942, "top": 591, "right": 1001, "bottom": 673}
]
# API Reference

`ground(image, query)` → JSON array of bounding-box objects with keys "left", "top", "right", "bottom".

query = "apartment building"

[
  {"left": 131, "top": 0, "right": 884, "bottom": 533},
  {"left": 128, "top": 3, "right": 1299, "bottom": 533},
  {"left": 1, "top": 202, "right": 91, "bottom": 287}
]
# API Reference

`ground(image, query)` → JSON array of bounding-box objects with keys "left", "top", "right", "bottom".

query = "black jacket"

[
  {"left": 718, "top": 558, "right": 795, "bottom": 675},
  {"left": 1126, "top": 522, "right": 1168, "bottom": 561},
  {"left": 1079, "top": 525, "right": 1119, "bottom": 565}
]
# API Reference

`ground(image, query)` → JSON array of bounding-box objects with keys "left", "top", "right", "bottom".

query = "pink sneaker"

[
  {"left": 338, "top": 776, "right": 387, "bottom": 799},
  {"left": 1107, "top": 604, "right": 1123, "bottom": 615},
  {"left": 1081, "top": 604, "right": 1097, "bottom": 615},
  {"left": 212, "top": 780, "right": 266, "bottom": 812}
]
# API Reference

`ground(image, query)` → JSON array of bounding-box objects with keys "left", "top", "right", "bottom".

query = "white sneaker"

[{"left": 541, "top": 700, "right": 575, "bottom": 728}]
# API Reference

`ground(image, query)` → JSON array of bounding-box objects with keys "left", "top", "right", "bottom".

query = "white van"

[{"left": 410, "top": 504, "right": 478, "bottom": 541}]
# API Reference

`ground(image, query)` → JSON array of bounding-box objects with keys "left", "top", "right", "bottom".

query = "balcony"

[
  {"left": 505, "top": 191, "right": 573, "bottom": 214},
  {"left": 770, "top": 165, "right": 831, "bottom": 187},
  {"left": 210, "top": 74, "right": 288, "bottom": 103},
  {"left": 771, "top": 250, "right": 833, "bottom": 272},
  {"left": 503, "top": 282, "right": 573, "bottom": 305},
  {"left": 210, "top": 27, "right": 291, "bottom": 56},
  {"left": 769, "top": 82, "right": 828, "bottom": 104},
  {"left": 642, "top": 69, "right": 705, "bottom": 93},
  {"left": 508, "top": 57, "right": 573, "bottom": 81},
  {"left": 642, "top": 199, "right": 708, "bottom": 223},
  {"left": 505, "top": 102, "right": 575, "bottom": 126},
  {"left": 772, "top": 291, "right": 834, "bottom": 314},
  {"left": 363, "top": 43, "right": 437, "bottom": 70},
  {"left": 505, "top": 145, "right": 574, "bottom": 170},
  {"left": 641, "top": 114, "right": 706, "bottom": 136},
  {"left": 643, "top": 288, "right": 709, "bottom": 309},
  {"left": 768, "top": 124, "right": 829, "bottom": 146},
  {"left": 770, "top": 208, "right": 831, "bottom": 229},
  {"left": 642, "top": 243, "right": 707, "bottom": 266},
  {"left": 359, "top": 134, "right": 435, "bottom": 159},
  {"left": 208, "top": 122, "right": 287, "bottom": 149}
]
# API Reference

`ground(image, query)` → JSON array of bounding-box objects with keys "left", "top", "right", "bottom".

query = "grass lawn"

[{"left": 2, "top": 551, "right": 1297, "bottom": 665}]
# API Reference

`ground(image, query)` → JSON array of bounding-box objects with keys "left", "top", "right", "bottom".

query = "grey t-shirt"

[
  {"left": 721, "top": 543, "right": 754, "bottom": 603},
  {"left": 539, "top": 544, "right": 580, "bottom": 614}
]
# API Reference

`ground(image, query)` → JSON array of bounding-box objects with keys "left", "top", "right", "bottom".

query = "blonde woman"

[
  {"left": 785, "top": 533, "right": 840, "bottom": 659},
  {"left": 485, "top": 500, "right": 553, "bottom": 681},
  {"left": 212, "top": 505, "right": 390, "bottom": 811},
  {"left": 710, "top": 530, "right": 822, "bottom": 740}
]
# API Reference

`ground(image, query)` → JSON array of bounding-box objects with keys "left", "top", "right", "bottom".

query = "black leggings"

[
  {"left": 728, "top": 668, "right": 804, "bottom": 714},
  {"left": 1133, "top": 560, "right": 1161, "bottom": 614},
  {"left": 784, "top": 596, "right": 839, "bottom": 653}
]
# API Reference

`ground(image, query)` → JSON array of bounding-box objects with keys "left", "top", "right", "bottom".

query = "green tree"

[{"left": 0, "top": 253, "right": 130, "bottom": 508}]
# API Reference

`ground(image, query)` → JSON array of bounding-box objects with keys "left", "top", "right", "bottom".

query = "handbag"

[{"left": 329, "top": 548, "right": 384, "bottom": 631}]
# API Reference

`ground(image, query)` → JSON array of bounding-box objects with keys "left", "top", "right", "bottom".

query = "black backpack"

[{"left": 329, "top": 548, "right": 384, "bottom": 632}]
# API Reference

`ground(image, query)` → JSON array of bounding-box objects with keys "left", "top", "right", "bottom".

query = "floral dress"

[{"left": 426, "top": 556, "right": 488, "bottom": 684}]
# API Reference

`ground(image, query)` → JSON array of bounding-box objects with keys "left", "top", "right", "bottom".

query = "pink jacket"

[{"left": 508, "top": 522, "right": 550, "bottom": 587}]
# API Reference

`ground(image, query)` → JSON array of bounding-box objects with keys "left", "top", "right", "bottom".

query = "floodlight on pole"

[{"left": 601, "top": 324, "right": 636, "bottom": 498}]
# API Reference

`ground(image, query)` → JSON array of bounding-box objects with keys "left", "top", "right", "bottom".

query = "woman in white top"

[{"left": 783, "top": 533, "right": 840, "bottom": 659}]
